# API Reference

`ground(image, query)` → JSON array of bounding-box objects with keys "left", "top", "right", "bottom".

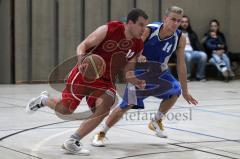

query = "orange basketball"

[{"left": 81, "top": 54, "right": 106, "bottom": 82}]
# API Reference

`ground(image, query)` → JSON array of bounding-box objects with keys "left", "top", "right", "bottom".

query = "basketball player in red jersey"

[{"left": 26, "top": 8, "right": 148, "bottom": 155}]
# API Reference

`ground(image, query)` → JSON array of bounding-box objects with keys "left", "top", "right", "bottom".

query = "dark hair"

[
  {"left": 209, "top": 19, "right": 220, "bottom": 26},
  {"left": 178, "top": 15, "right": 194, "bottom": 33},
  {"left": 209, "top": 19, "right": 221, "bottom": 34},
  {"left": 127, "top": 8, "right": 148, "bottom": 23}
]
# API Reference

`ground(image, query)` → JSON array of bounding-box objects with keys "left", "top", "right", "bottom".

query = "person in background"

[
  {"left": 203, "top": 19, "right": 228, "bottom": 55},
  {"left": 179, "top": 15, "right": 207, "bottom": 81},
  {"left": 205, "top": 30, "right": 235, "bottom": 79}
]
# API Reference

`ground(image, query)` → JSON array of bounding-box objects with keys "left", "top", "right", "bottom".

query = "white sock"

[
  {"left": 70, "top": 133, "right": 82, "bottom": 141},
  {"left": 41, "top": 96, "right": 48, "bottom": 106},
  {"left": 101, "top": 123, "right": 110, "bottom": 134},
  {"left": 154, "top": 111, "right": 164, "bottom": 121}
]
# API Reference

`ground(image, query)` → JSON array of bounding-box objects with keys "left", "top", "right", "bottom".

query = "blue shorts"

[{"left": 119, "top": 70, "right": 181, "bottom": 109}]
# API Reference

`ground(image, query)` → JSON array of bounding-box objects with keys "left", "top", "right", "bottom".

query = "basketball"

[{"left": 81, "top": 54, "right": 106, "bottom": 82}]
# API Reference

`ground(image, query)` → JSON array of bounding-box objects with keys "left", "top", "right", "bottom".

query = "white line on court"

[{"left": 30, "top": 129, "right": 75, "bottom": 158}]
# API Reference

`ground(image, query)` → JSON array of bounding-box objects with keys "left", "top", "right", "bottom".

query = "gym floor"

[{"left": 0, "top": 81, "right": 240, "bottom": 159}]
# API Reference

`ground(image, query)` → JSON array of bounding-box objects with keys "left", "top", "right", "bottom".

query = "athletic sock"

[
  {"left": 41, "top": 96, "right": 48, "bottom": 106},
  {"left": 154, "top": 111, "right": 164, "bottom": 121},
  {"left": 70, "top": 133, "right": 82, "bottom": 141},
  {"left": 101, "top": 123, "right": 110, "bottom": 134}
]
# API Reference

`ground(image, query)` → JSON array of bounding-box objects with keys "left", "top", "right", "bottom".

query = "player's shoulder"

[
  {"left": 107, "top": 21, "right": 124, "bottom": 29},
  {"left": 147, "top": 21, "right": 163, "bottom": 30},
  {"left": 105, "top": 21, "right": 124, "bottom": 35},
  {"left": 146, "top": 22, "right": 164, "bottom": 38},
  {"left": 175, "top": 28, "right": 182, "bottom": 36}
]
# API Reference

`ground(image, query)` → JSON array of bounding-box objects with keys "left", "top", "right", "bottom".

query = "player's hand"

[
  {"left": 137, "top": 55, "right": 147, "bottom": 63},
  {"left": 182, "top": 91, "right": 198, "bottom": 105},
  {"left": 77, "top": 54, "right": 86, "bottom": 64},
  {"left": 77, "top": 54, "right": 88, "bottom": 74},
  {"left": 78, "top": 63, "right": 88, "bottom": 74},
  {"left": 135, "top": 79, "right": 146, "bottom": 89}
]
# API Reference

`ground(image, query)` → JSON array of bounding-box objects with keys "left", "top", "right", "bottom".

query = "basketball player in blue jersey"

[{"left": 92, "top": 6, "right": 198, "bottom": 146}]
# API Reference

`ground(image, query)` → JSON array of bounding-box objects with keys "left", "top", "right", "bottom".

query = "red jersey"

[
  {"left": 62, "top": 21, "right": 143, "bottom": 112},
  {"left": 87, "top": 21, "right": 143, "bottom": 82}
]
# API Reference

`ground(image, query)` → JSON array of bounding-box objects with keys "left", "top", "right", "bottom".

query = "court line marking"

[
  {"left": 1, "top": 89, "right": 240, "bottom": 157},
  {"left": 0, "top": 96, "right": 29, "bottom": 101},
  {"left": 187, "top": 107, "right": 240, "bottom": 118},
  {"left": 0, "top": 101, "right": 55, "bottom": 115},
  {"left": 114, "top": 149, "right": 193, "bottom": 159},
  {"left": 3, "top": 124, "right": 239, "bottom": 159},
  {"left": 0, "top": 145, "right": 43, "bottom": 159},
  {"left": 1, "top": 120, "right": 239, "bottom": 158},
  {"left": 28, "top": 129, "right": 192, "bottom": 159},
  {"left": 114, "top": 123, "right": 240, "bottom": 144},
  {"left": 115, "top": 126, "right": 240, "bottom": 159},
  {"left": 115, "top": 123, "right": 240, "bottom": 157},
  {"left": 1, "top": 122, "right": 239, "bottom": 144},
  {"left": 30, "top": 129, "right": 75, "bottom": 159},
  {"left": 0, "top": 121, "right": 70, "bottom": 141},
  {"left": 166, "top": 126, "right": 240, "bottom": 143},
  {"left": 1, "top": 104, "right": 239, "bottom": 140}
]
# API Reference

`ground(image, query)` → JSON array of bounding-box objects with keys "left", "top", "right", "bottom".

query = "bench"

[{"left": 168, "top": 62, "right": 240, "bottom": 80}]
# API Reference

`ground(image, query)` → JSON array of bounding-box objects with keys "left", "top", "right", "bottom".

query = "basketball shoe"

[
  {"left": 91, "top": 131, "right": 107, "bottom": 147},
  {"left": 148, "top": 119, "right": 167, "bottom": 138},
  {"left": 26, "top": 91, "right": 49, "bottom": 113},
  {"left": 62, "top": 138, "right": 90, "bottom": 155}
]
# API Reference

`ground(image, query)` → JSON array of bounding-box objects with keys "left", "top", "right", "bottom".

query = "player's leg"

[
  {"left": 92, "top": 83, "right": 144, "bottom": 146},
  {"left": 26, "top": 91, "right": 73, "bottom": 115},
  {"left": 26, "top": 81, "right": 86, "bottom": 115},
  {"left": 78, "top": 93, "right": 115, "bottom": 137},
  {"left": 26, "top": 89, "right": 91, "bottom": 155},
  {"left": 148, "top": 70, "right": 181, "bottom": 138},
  {"left": 26, "top": 67, "right": 83, "bottom": 115},
  {"left": 148, "top": 95, "right": 178, "bottom": 138},
  {"left": 103, "top": 83, "right": 142, "bottom": 130},
  {"left": 92, "top": 104, "right": 133, "bottom": 147},
  {"left": 159, "top": 95, "right": 179, "bottom": 114},
  {"left": 63, "top": 89, "right": 115, "bottom": 153}
]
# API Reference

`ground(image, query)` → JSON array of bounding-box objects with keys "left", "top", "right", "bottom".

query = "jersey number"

[{"left": 162, "top": 42, "right": 172, "bottom": 53}]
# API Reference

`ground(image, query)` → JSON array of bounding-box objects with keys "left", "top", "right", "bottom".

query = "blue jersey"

[
  {"left": 119, "top": 22, "right": 182, "bottom": 109},
  {"left": 143, "top": 21, "right": 182, "bottom": 71}
]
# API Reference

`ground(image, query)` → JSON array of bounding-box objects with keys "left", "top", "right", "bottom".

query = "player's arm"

[
  {"left": 125, "top": 52, "right": 146, "bottom": 89},
  {"left": 137, "top": 27, "right": 151, "bottom": 63},
  {"left": 141, "top": 27, "right": 151, "bottom": 42},
  {"left": 176, "top": 34, "right": 198, "bottom": 105},
  {"left": 76, "top": 25, "right": 107, "bottom": 64},
  {"left": 176, "top": 35, "right": 188, "bottom": 94},
  {"left": 126, "top": 27, "right": 151, "bottom": 87}
]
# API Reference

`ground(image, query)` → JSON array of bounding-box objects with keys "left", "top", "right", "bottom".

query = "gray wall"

[
  {"left": 136, "top": 0, "right": 160, "bottom": 22},
  {"left": 15, "top": 0, "right": 28, "bottom": 82},
  {"left": 0, "top": 0, "right": 12, "bottom": 83},
  {"left": 1, "top": 0, "right": 240, "bottom": 83},
  {"left": 85, "top": 0, "right": 108, "bottom": 36}
]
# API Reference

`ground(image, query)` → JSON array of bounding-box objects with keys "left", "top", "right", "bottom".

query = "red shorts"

[{"left": 62, "top": 66, "right": 116, "bottom": 112}]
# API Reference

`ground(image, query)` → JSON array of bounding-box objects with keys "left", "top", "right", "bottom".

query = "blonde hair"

[{"left": 165, "top": 6, "right": 184, "bottom": 16}]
